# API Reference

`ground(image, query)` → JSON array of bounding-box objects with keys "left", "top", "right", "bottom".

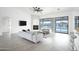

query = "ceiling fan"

[{"left": 33, "top": 7, "right": 43, "bottom": 12}]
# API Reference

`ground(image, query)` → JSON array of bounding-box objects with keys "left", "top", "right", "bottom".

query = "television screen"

[
  {"left": 33, "top": 25, "right": 39, "bottom": 30},
  {"left": 19, "top": 21, "right": 26, "bottom": 26}
]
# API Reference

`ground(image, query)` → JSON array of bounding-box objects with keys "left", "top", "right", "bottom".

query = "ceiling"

[
  {"left": 29, "top": 7, "right": 73, "bottom": 15},
  {"left": 18, "top": 7, "right": 78, "bottom": 15},
  {"left": 38, "top": 7, "right": 70, "bottom": 13}
]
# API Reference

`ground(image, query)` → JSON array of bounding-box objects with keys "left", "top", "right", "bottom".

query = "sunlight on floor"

[{"left": 54, "top": 33, "right": 70, "bottom": 46}]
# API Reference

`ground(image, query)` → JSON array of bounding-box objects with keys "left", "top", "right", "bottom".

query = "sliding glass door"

[{"left": 55, "top": 16, "right": 68, "bottom": 34}]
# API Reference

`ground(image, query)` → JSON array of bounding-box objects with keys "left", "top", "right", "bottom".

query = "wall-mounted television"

[
  {"left": 19, "top": 21, "right": 27, "bottom": 26},
  {"left": 33, "top": 25, "right": 39, "bottom": 30}
]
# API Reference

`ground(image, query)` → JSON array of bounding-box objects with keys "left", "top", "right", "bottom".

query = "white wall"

[
  {"left": 71, "top": 9, "right": 79, "bottom": 51},
  {"left": 0, "top": 7, "right": 32, "bottom": 34},
  {"left": 31, "top": 15, "right": 40, "bottom": 25},
  {"left": 0, "top": 18, "right": 3, "bottom": 35},
  {"left": 31, "top": 15, "right": 40, "bottom": 31}
]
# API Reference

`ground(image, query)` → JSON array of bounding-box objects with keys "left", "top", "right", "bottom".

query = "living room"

[{"left": 0, "top": 7, "right": 79, "bottom": 51}]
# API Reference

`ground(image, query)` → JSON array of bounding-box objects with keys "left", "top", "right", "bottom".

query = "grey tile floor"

[{"left": 0, "top": 33, "right": 72, "bottom": 51}]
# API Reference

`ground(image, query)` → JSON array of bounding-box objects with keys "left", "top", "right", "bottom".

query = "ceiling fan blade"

[{"left": 33, "top": 7, "right": 43, "bottom": 12}]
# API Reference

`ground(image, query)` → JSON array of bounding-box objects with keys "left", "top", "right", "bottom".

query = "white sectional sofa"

[{"left": 17, "top": 31, "right": 43, "bottom": 43}]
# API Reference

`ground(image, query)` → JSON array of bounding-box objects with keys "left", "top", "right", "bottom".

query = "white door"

[{"left": 2, "top": 16, "right": 11, "bottom": 37}]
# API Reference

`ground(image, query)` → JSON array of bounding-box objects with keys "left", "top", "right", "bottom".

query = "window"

[
  {"left": 40, "top": 18, "right": 53, "bottom": 29},
  {"left": 75, "top": 16, "right": 79, "bottom": 31},
  {"left": 55, "top": 16, "right": 68, "bottom": 34}
]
